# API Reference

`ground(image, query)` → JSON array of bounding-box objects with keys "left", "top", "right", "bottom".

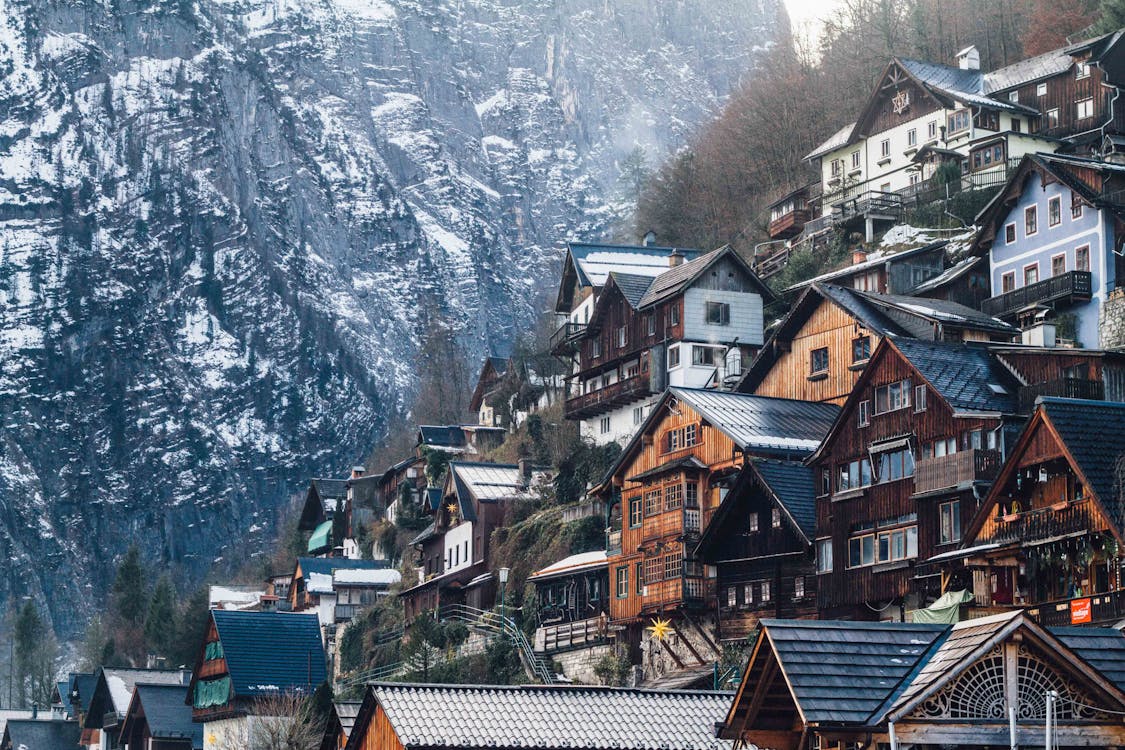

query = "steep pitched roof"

[
  {"left": 1052, "top": 626, "right": 1125, "bottom": 693},
  {"left": 88, "top": 668, "right": 190, "bottom": 726},
  {"left": 636, "top": 245, "right": 773, "bottom": 309},
  {"left": 208, "top": 610, "right": 326, "bottom": 698},
  {"left": 124, "top": 683, "right": 202, "bottom": 748},
  {"left": 787, "top": 241, "right": 948, "bottom": 292},
  {"left": 891, "top": 338, "right": 1018, "bottom": 415},
  {"left": 1039, "top": 397, "right": 1125, "bottom": 528},
  {"left": 349, "top": 683, "right": 734, "bottom": 750},
  {"left": 417, "top": 425, "right": 467, "bottom": 450},
  {"left": 2, "top": 719, "right": 81, "bottom": 750},
  {"left": 670, "top": 388, "right": 840, "bottom": 458},
  {"left": 908, "top": 255, "right": 984, "bottom": 295},
  {"left": 854, "top": 290, "right": 1016, "bottom": 336},
  {"left": 984, "top": 30, "right": 1122, "bottom": 93},
  {"left": 607, "top": 272, "right": 654, "bottom": 309},
  {"left": 450, "top": 462, "right": 547, "bottom": 503}
]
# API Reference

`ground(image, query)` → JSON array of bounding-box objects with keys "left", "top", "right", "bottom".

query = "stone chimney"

[
  {"left": 517, "top": 458, "right": 533, "bottom": 488},
  {"left": 852, "top": 249, "right": 868, "bottom": 265},
  {"left": 669, "top": 249, "right": 685, "bottom": 268},
  {"left": 351, "top": 465, "right": 365, "bottom": 478},
  {"left": 643, "top": 230, "right": 657, "bottom": 247},
  {"left": 956, "top": 45, "right": 980, "bottom": 71},
  {"left": 1021, "top": 310, "right": 1056, "bottom": 347}
]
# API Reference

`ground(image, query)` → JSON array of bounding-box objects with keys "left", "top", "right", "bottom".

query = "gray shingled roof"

[
  {"left": 129, "top": 684, "right": 202, "bottom": 748},
  {"left": 762, "top": 619, "right": 946, "bottom": 724},
  {"left": 335, "top": 701, "right": 362, "bottom": 734},
  {"left": 1052, "top": 626, "right": 1125, "bottom": 693},
  {"left": 817, "top": 284, "right": 907, "bottom": 336},
  {"left": 2, "top": 719, "right": 81, "bottom": 750},
  {"left": 607, "top": 272, "right": 655, "bottom": 309},
  {"left": 361, "top": 683, "right": 734, "bottom": 750},
  {"left": 1039, "top": 397, "right": 1125, "bottom": 530},
  {"left": 671, "top": 388, "right": 840, "bottom": 458},
  {"left": 310, "top": 478, "right": 349, "bottom": 500},
  {"left": 752, "top": 459, "right": 817, "bottom": 541},
  {"left": 892, "top": 339, "right": 1018, "bottom": 415},
  {"left": 855, "top": 290, "right": 1016, "bottom": 335},
  {"left": 567, "top": 242, "right": 704, "bottom": 288}
]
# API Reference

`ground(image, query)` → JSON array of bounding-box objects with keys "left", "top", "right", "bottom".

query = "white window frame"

[
  {"left": 914, "top": 385, "right": 927, "bottom": 412},
  {"left": 1051, "top": 252, "right": 1067, "bottom": 277},
  {"left": 1025, "top": 205, "right": 1038, "bottom": 237},
  {"left": 1009, "top": 91, "right": 1019, "bottom": 103},
  {"left": 667, "top": 344, "right": 681, "bottom": 369},
  {"left": 927, "top": 120, "right": 937, "bottom": 138},
  {"left": 851, "top": 150, "right": 861, "bottom": 169},
  {"left": 816, "top": 539, "right": 833, "bottom": 574},
  {"left": 772, "top": 507, "right": 782, "bottom": 529},
  {"left": 1001, "top": 270, "right": 1016, "bottom": 293},
  {"left": 939, "top": 500, "right": 961, "bottom": 544},
  {"left": 880, "top": 139, "right": 890, "bottom": 157},
  {"left": 857, "top": 399, "right": 870, "bottom": 428},
  {"left": 1024, "top": 262, "right": 1040, "bottom": 286},
  {"left": 1048, "top": 195, "right": 1062, "bottom": 227},
  {"left": 1077, "top": 62, "right": 1091, "bottom": 79},
  {"left": 1037, "top": 82, "right": 1048, "bottom": 97},
  {"left": 1076, "top": 244, "right": 1090, "bottom": 272},
  {"left": 1077, "top": 98, "right": 1095, "bottom": 120},
  {"left": 760, "top": 581, "right": 772, "bottom": 603},
  {"left": 907, "top": 128, "right": 917, "bottom": 147},
  {"left": 794, "top": 576, "right": 805, "bottom": 600}
]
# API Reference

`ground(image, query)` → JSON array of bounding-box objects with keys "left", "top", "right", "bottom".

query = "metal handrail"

[{"left": 439, "top": 604, "right": 555, "bottom": 684}]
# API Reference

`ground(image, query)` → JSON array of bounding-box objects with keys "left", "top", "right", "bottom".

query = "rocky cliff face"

[{"left": 0, "top": 0, "right": 785, "bottom": 637}]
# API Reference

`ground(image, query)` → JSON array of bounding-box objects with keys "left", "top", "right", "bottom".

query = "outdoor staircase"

[{"left": 438, "top": 604, "right": 556, "bottom": 684}]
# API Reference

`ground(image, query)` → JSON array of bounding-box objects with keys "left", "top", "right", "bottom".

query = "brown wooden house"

[
  {"left": 739, "top": 281, "right": 1016, "bottom": 405},
  {"left": 718, "top": 612, "right": 1125, "bottom": 750},
  {"left": 809, "top": 337, "right": 1022, "bottom": 620},
  {"left": 954, "top": 397, "right": 1125, "bottom": 626},
  {"left": 597, "top": 387, "right": 838, "bottom": 681},
  {"left": 695, "top": 459, "right": 819, "bottom": 642}
]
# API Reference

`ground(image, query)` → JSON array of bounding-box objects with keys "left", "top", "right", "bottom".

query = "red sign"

[{"left": 1071, "top": 597, "right": 1092, "bottom": 624}]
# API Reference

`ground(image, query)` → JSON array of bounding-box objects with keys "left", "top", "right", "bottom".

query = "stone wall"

[
  {"left": 640, "top": 612, "right": 721, "bottom": 684},
  {"left": 1101, "top": 288, "right": 1125, "bottom": 350},
  {"left": 547, "top": 643, "right": 616, "bottom": 684}
]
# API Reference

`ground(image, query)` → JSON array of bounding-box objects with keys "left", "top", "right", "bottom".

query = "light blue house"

[{"left": 974, "top": 153, "right": 1125, "bottom": 348}]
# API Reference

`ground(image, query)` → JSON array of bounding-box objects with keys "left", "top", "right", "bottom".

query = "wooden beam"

[
  {"left": 680, "top": 611, "right": 720, "bottom": 656},
  {"left": 668, "top": 620, "right": 708, "bottom": 666},
  {"left": 738, "top": 729, "right": 801, "bottom": 750},
  {"left": 657, "top": 636, "right": 685, "bottom": 669}
]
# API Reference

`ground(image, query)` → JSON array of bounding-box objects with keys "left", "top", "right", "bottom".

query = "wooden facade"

[
  {"left": 348, "top": 704, "right": 406, "bottom": 750},
  {"left": 191, "top": 618, "right": 234, "bottom": 722},
  {"left": 749, "top": 292, "right": 881, "bottom": 405},
  {"left": 811, "top": 339, "right": 1007, "bottom": 619},
  {"left": 696, "top": 462, "right": 817, "bottom": 642}
]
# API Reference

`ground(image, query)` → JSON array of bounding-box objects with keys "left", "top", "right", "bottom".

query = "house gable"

[{"left": 852, "top": 59, "right": 948, "bottom": 141}]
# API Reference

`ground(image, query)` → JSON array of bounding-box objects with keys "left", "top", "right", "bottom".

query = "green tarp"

[
  {"left": 308, "top": 520, "right": 332, "bottom": 553},
  {"left": 193, "top": 676, "right": 231, "bottom": 709},
  {"left": 911, "top": 589, "right": 973, "bottom": 624},
  {"left": 204, "top": 640, "right": 224, "bottom": 660}
]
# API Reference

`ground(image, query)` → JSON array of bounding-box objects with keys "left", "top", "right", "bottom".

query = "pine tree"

[
  {"left": 144, "top": 577, "right": 177, "bottom": 659},
  {"left": 13, "top": 602, "right": 56, "bottom": 708},
  {"left": 1095, "top": 0, "right": 1125, "bottom": 33},
  {"left": 112, "top": 546, "right": 147, "bottom": 626},
  {"left": 169, "top": 587, "right": 210, "bottom": 668}
]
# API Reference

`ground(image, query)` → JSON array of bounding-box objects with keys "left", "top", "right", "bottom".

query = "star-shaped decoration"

[
  {"left": 892, "top": 89, "right": 910, "bottom": 114},
  {"left": 446, "top": 502, "right": 458, "bottom": 517},
  {"left": 647, "top": 617, "right": 673, "bottom": 641}
]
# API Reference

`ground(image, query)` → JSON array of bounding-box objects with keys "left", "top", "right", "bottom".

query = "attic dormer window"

[{"left": 1077, "top": 62, "right": 1091, "bottom": 79}]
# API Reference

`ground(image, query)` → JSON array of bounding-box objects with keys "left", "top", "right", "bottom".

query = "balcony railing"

[
  {"left": 981, "top": 498, "right": 1100, "bottom": 546},
  {"left": 334, "top": 603, "right": 361, "bottom": 622},
  {"left": 550, "top": 322, "right": 587, "bottom": 355},
  {"left": 831, "top": 190, "right": 904, "bottom": 224},
  {"left": 1026, "top": 588, "right": 1125, "bottom": 627},
  {"left": 767, "top": 208, "right": 810, "bottom": 240},
  {"left": 684, "top": 508, "right": 701, "bottom": 533},
  {"left": 538, "top": 616, "right": 607, "bottom": 652},
  {"left": 1018, "top": 377, "right": 1104, "bottom": 411},
  {"left": 913, "top": 449, "right": 1001, "bottom": 496},
  {"left": 564, "top": 374, "right": 652, "bottom": 419},
  {"left": 981, "top": 270, "right": 1093, "bottom": 318}
]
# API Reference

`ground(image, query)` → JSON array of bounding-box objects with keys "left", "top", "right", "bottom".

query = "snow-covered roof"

[
  {"left": 333, "top": 568, "right": 402, "bottom": 586},
  {"left": 529, "top": 550, "right": 608, "bottom": 581},
  {"left": 306, "top": 571, "right": 335, "bottom": 595},
  {"left": 451, "top": 462, "right": 550, "bottom": 502},
  {"left": 208, "top": 585, "right": 264, "bottom": 610},
  {"left": 804, "top": 122, "right": 854, "bottom": 161},
  {"left": 567, "top": 243, "right": 703, "bottom": 289}
]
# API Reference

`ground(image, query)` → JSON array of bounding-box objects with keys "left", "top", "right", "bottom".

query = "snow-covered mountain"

[{"left": 0, "top": 0, "right": 785, "bottom": 636}]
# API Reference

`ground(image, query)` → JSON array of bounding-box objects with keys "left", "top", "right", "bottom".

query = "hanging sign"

[
  {"left": 893, "top": 90, "right": 910, "bottom": 115},
  {"left": 1071, "top": 597, "right": 1092, "bottom": 624}
]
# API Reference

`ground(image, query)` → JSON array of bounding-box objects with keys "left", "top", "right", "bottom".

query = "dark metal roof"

[
  {"left": 854, "top": 290, "right": 1016, "bottom": 335},
  {"left": 1039, "top": 397, "right": 1125, "bottom": 529},
  {"left": 310, "top": 478, "right": 349, "bottom": 500},
  {"left": 417, "top": 425, "right": 467, "bottom": 449},
  {"left": 909, "top": 256, "right": 984, "bottom": 295},
  {"left": 566, "top": 242, "right": 705, "bottom": 289},
  {"left": 627, "top": 455, "right": 708, "bottom": 483},
  {"left": 69, "top": 672, "right": 96, "bottom": 714},
  {"left": 357, "top": 683, "right": 735, "bottom": 750},
  {"left": 608, "top": 272, "right": 655, "bottom": 309},
  {"left": 637, "top": 245, "right": 773, "bottom": 309},
  {"left": 670, "top": 388, "right": 840, "bottom": 458},
  {"left": 762, "top": 619, "right": 946, "bottom": 724},
  {"left": 752, "top": 459, "right": 817, "bottom": 541},
  {"left": 425, "top": 487, "right": 443, "bottom": 511},
  {"left": 408, "top": 521, "right": 438, "bottom": 547},
  {"left": 2, "top": 719, "right": 81, "bottom": 750},
  {"left": 891, "top": 339, "right": 1019, "bottom": 414},
  {"left": 129, "top": 684, "right": 202, "bottom": 748},
  {"left": 209, "top": 610, "right": 327, "bottom": 698}
]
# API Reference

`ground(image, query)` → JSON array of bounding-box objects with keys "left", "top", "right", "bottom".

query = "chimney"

[
  {"left": 669, "top": 249, "right": 685, "bottom": 268},
  {"left": 852, "top": 249, "right": 868, "bottom": 265},
  {"left": 351, "top": 465, "right": 365, "bottom": 478},
  {"left": 643, "top": 230, "right": 657, "bottom": 247},
  {"left": 1021, "top": 310, "right": 1056, "bottom": 347},
  {"left": 956, "top": 45, "right": 980, "bottom": 71},
  {"left": 517, "top": 458, "right": 533, "bottom": 488},
  {"left": 31, "top": 703, "right": 38, "bottom": 720}
]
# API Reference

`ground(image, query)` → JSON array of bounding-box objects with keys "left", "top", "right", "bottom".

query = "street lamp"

[{"left": 498, "top": 567, "right": 510, "bottom": 619}]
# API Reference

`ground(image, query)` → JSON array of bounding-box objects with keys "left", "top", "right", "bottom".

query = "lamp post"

[{"left": 498, "top": 567, "right": 510, "bottom": 620}]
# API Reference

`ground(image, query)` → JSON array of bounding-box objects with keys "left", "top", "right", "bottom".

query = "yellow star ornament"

[
  {"left": 446, "top": 503, "right": 458, "bottom": 517},
  {"left": 647, "top": 617, "right": 673, "bottom": 641}
]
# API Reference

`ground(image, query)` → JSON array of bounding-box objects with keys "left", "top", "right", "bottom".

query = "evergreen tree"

[
  {"left": 169, "top": 586, "right": 210, "bottom": 668},
  {"left": 112, "top": 546, "right": 148, "bottom": 626},
  {"left": 144, "top": 577, "right": 177, "bottom": 658},
  {"left": 13, "top": 602, "right": 56, "bottom": 707},
  {"left": 1095, "top": 0, "right": 1125, "bottom": 33}
]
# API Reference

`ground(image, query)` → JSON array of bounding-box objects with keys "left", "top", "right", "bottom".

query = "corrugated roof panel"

[
  {"left": 671, "top": 389, "right": 839, "bottom": 457},
  {"left": 568, "top": 243, "right": 704, "bottom": 288}
]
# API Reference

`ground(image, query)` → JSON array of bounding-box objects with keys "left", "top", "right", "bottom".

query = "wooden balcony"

[
  {"left": 981, "top": 498, "right": 1100, "bottom": 547},
  {"left": 981, "top": 270, "right": 1093, "bottom": 319},
  {"left": 1018, "top": 377, "right": 1104, "bottom": 411},
  {"left": 641, "top": 576, "right": 715, "bottom": 612},
  {"left": 831, "top": 190, "right": 904, "bottom": 224},
  {"left": 550, "top": 322, "right": 587, "bottom": 355},
  {"left": 912, "top": 449, "right": 1001, "bottom": 496},
  {"left": 767, "top": 208, "right": 810, "bottom": 239},
  {"left": 565, "top": 374, "right": 652, "bottom": 419},
  {"left": 335, "top": 603, "right": 362, "bottom": 622},
  {"left": 1026, "top": 588, "right": 1125, "bottom": 627},
  {"left": 536, "top": 616, "right": 608, "bottom": 653}
]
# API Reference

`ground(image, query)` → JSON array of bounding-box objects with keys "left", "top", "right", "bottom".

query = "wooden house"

[
  {"left": 343, "top": 682, "right": 736, "bottom": 750},
  {"left": 399, "top": 461, "right": 550, "bottom": 624},
  {"left": 952, "top": 398, "right": 1125, "bottom": 626},
  {"left": 597, "top": 387, "right": 838, "bottom": 681},
  {"left": 557, "top": 245, "right": 773, "bottom": 445},
  {"left": 377, "top": 455, "right": 426, "bottom": 530},
  {"left": 766, "top": 183, "right": 818, "bottom": 241},
  {"left": 694, "top": 459, "right": 819, "bottom": 642},
  {"left": 187, "top": 610, "right": 326, "bottom": 743},
  {"left": 83, "top": 668, "right": 191, "bottom": 749},
  {"left": 469, "top": 355, "right": 512, "bottom": 428},
  {"left": 528, "top": 551, "right": 609, "bottom": 656},
  {"left": 741, "top": 281, "right": 1016, "bottom": 406},
  {"left": 787, "top": 241, "right": 951, "bottom": 297},
  {"left": 287, "top": 557, "right": 394, "bottom": 638},
  {"left": 809, "top": 337, "right": 1023, "bottom": 620},
  {"left": 318, "top": 701, "right": 361, "bottom": 750},
  {"left": 298, "top": 478, "right": 349, "bottom": 556},
  {"left": 1, "top": 718, "right": 81, "bottom": 750},
  {"left": 720, "top": 611, "right": 1125, "bottom": 750},
  {"left": 119, "top": 683, "right": 202, "bottom": 750},
  {"left": 416, "top": 424, "right": 506, "bottom": 456}
]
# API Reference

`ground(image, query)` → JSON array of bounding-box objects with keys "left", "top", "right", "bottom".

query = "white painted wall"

[
  {"left": 581, "top": 397, "right": 655, "bottom": 447},
  {"left": 682, "top": 288, "right": 764, "bottom": 346},
  {"left": 444, "top": 521, "right": 474, "bottom": 572}
]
